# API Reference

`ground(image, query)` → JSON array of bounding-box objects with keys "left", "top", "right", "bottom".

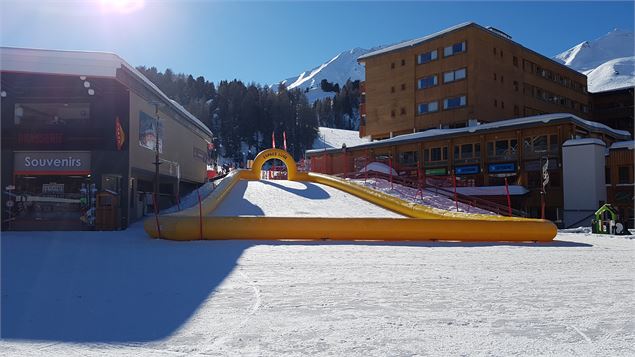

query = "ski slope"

[{"left": 211, "top": 180, "right": 404, "bottom": 218}]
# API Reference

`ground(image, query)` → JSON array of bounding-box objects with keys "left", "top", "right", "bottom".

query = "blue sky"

[{"left": 1, "top": 1, "right": 633, "bottom": 85}]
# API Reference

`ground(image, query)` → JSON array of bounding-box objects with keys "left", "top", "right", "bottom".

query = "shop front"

[{"left": 9, "top": 151, "right": 95, "bottom": 230}]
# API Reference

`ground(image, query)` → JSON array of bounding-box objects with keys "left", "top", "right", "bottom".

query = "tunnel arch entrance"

[{"left": 247, "top": 149, "right": 298, "bottom": 181}]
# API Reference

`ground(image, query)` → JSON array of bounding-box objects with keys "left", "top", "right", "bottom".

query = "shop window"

[
  {"left": 398, "top": 151, "right": 418, "bottom": 165},
  {"left": 488, "top": 139, "right": 517, "bottom": 158},
  {"left": 425, "top": 146, "right": 447, "bottom": 162},
  {"left": 14, "top": 102, "right": 90, "bottom": 126},
  {"left": 618, "top": 166, "right": 631, "bottom": 184},
  {"left": 102, "top": 175, "right": 122, "bottom": 193},
  {"left": 417, "top": 50, "right": 438, "bottom": 64}
]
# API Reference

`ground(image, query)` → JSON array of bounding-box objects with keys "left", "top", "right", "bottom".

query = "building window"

[
  {"left": 391, "top": 110, "right": 395, "bottom": 118},
  {"left": 391, "top": 86, "right": 395, "bottom": 93},
  {"left": 444, "top": 95, "right": 467, "bottom": 110},
  {"left": 618, "top": 166, "right": 631, "bottom": 184},
  {"left": 399, "top": 151, "right": 418, "bottom": 165},
  {"left": 501, "top": 101, "right": 505, "bottom": 109},
  {"left": 401, "top": 83, "right": 406, "bottom": 91},
  {"left": 501, "top": 75, "right": 504, "bottom": 83},
  {"left": 426, "top": 146, "right": 448, "bottom": 162},
  {"left": 454, "top": 143, "right": 481, "bottom": 160},
  {"left": 500, "top": 50, "right": 503, "bottom": 58},
  {"left": 14, "top": 102, "right": 90, "bottom": 126},
  {"left": 418, "top": 101, "right": 439, "bottom": 114},
  {"left": 513, "top": 56, "right": 518, "bottom": 67},
  {"left": 400, "top": 107, "right": 406, "bottom": 115},
  {"left": 513, "top": 80, "right": 519, "bottom": 91},
  {"left": 493, "top": 73, "right": 497, "bottom": 81},
  {"left": 391, "top": 62, "right": 395, "bottom": 69},
  {"left": 417, "top": 50, "right": 438, "bottom": 64},
  {"left": 401, "top": 59, "right": 406, "bottom": 66},
  {"left": 487, "top": 139, "right": 518, "bottom": 159},
  {"left": 444, "top": 41, "right": 466, "bottom": 57},
  {"left": 494, "top": 99, "right": 498, "bottom": 107},
  {"left": 418, "top": 75, "right": 438, "bottom": 89},
  {"left": 443, "top": 68, "right": 467, "bottom": 83},
  {"left": 493, "top": 47, "right": 497, "bottom": 55}
]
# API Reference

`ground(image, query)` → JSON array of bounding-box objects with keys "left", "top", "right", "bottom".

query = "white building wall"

[{"left": 562, "top": 138, "right": 607, "bottom": 228}]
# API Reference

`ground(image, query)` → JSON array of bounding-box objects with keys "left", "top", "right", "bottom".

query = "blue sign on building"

[
  {"left": 455, "top": 165, "right": 480, "bottom": 175},
  {"left": 488, "top": 162, "right": 516, "bottom": 173}
]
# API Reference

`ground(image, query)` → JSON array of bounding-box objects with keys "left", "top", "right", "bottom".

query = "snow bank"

[{"left": 358, "top": 162, "right": 398, "bottom": 176}]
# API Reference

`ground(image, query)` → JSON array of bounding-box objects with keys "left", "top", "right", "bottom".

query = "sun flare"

[{"left": 99, "top": 0, "right": 145, "bottom": 14}]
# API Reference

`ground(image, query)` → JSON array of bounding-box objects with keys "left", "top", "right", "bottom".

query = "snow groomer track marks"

[{"left": 144, "top": 149, "right": 557, "bottom": 242}]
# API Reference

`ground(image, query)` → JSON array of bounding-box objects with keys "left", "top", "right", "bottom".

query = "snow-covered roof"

[
  {"left": 562, "top": 138, "right": 606, "bottom": 147},
  {"left": 0, "top": 46, "right": 212, "bottom": 138},
  {"left": 306, "top": 113, "right": 631, "bottom": 155},
  {"left": 609, "top": 140, "right": 635, "bottom": 150},
  {"left": 358, "top": 22, "right": 474, "bottom": 60}
]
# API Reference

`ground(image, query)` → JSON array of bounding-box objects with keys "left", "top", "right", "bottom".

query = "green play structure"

[{"left": 591, "top": 204, "right": 632, "bottom": 235}]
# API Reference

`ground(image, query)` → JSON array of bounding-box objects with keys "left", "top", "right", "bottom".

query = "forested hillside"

[{"left": 136, "top": 66, "right": 360, "bottom": 163}]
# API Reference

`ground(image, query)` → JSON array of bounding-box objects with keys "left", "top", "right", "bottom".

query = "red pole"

[
  {"left": 452, "top": 173, "right": 458, "bottom": 212},
  {"left": 504, "top": 177, "right": 512, "bottom": 217},
  {"left": 197, "top": 188, "right": 203, "bottom": 240},
  {"left": 541, "top": 191, "right": 546, "bottom": 219},
  {"left": 389, "top": 157, "right": 393, "bottom": 190},
  {"left": 153, "top": 192, "right": 161, "bottom": 238}
]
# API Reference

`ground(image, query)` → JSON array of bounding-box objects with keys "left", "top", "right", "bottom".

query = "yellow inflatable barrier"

[{"left": 145, "top": 149, "right": 557, "bottom": 242}]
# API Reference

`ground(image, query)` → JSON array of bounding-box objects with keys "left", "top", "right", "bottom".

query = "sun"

[{"left": 99, "top": 0, "right": 145, "bottom": 14}]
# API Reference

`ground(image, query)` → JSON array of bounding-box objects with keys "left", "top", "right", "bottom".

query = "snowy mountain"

[
  {"left": 276, "top": 47, "right": 370, "bottom": 103},
  {"left": 554, "top": 29, "right": 635, "bottom": 92}
]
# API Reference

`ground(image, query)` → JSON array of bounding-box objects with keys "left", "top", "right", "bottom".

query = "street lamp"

[{"left": 150, "top": 101, "right": 163, "bottom": 209}]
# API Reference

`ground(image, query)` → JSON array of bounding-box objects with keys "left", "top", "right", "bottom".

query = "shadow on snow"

[{"left": 1, "top": 223, "right": 590, "bottom": 343}]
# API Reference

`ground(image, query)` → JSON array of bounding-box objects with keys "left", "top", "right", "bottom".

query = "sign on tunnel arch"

[{"left": 248, "top": 148, "right": 298, "bottom": 180}]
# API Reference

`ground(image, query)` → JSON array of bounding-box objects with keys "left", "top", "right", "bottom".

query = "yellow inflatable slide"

[{"left": 144, "top": 149, "right": 557, "bottom": 242}]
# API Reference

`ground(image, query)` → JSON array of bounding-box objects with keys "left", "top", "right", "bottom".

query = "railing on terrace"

[{"left": 339, "top": 170, "right": 529, "bottom": 217}]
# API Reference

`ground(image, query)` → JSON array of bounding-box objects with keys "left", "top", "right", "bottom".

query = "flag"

[
  {"left": 542, "top": 158, "right": 550, "bottom": 189},
  {"left": 272, "top": 131, "right": 276, "bottom": 148},
  {"left": 283, "top": 131, "right": 287, "bottom": 151},
  {"left": 115, "top": 116, "right": 125, "bottom": 151}
]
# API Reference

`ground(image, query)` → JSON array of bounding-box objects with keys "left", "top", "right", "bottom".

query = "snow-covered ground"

[
  {"left": 554, "top": 28, "right": 634, "bottom": 92},
  {"left": 1, "top": 224, "right": 633, "bottom": 356},
  {"left": 311, "top": 127, "right": 369, "bottom": 150},
  {"left": 211, "top": 180, "right": 404, "bottom": 218},
  {"left": 350, "top": 177, "right": 495, "bottom": 215}
]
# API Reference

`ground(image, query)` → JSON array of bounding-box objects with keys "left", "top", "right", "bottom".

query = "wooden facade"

[
  {"left": 358, "top": 23, "right": 590, "bottom": 140},
  {"left": 605, "top": 145, "right": 634, "bottom": 227},
  {"left": 307, "top": 115, "right": 631, "bottom": 225}
]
